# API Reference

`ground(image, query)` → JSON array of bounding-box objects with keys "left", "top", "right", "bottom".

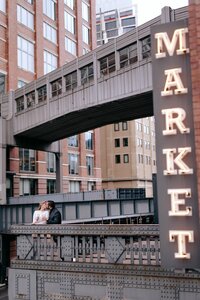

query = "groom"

[{"left": 46, "top": 200, "right": 62, "bottom": 224}]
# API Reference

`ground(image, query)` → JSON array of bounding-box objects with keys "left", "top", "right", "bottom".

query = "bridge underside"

[
  {"left": 9, "top": 259, "right": 200, "bottom": 300},
  {"left": 14, "top": 91, "right": 153, "bottom": 148}
]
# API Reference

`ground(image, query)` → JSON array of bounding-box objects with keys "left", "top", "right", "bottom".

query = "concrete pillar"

[
  {"left": 55, "top": 143, "right": 63, "bottom": 193},
  {"left": 0, "top": 118, "right": 7, "bottom": 204}
]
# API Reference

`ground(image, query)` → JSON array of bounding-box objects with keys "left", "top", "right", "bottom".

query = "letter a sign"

[{"left": 151, "top": 20, "right": 200, "bottom": 268}]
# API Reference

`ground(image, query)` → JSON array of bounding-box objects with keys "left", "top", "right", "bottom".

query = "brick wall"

[{"left": 189, "top": 0, "right": 200, "bottom": 218}]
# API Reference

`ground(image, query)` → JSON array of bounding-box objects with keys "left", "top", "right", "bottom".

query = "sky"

[
  {"left": 136, "top": 0, "right": 188, "bottom": 25},
  {"left": 96, "top": 0, "right": 189, "bottom": 26}
]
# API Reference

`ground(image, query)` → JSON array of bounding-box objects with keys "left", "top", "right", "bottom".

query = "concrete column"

[
  {"left": 55, "top": 143, "right": 63, "bottom": 193},
  {"left": 0, "top": 118, "right": 7, "bottom": 204}
]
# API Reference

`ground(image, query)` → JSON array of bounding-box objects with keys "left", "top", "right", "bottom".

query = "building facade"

[
  {"left": 96, "top": 0, "right": 156, "bottom": 197},
  {"left": 0, "top": 0, "right": 102, "bottom": 197},
  {"left": 96, "top": 0, "right": 136, "bottom": 45}
]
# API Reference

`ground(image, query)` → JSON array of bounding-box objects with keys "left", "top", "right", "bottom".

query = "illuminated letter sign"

[
  {"left": 155, "top": 28, "right": 189, "bottom": 58},
  {"left": 151, "top": 20, "right": 200, "bottom": 268},
  {"left": 161, "top": 68, "right": 188, "bottom": 96},
  {"left": 162, "top": 108, "right": 190, "bottom": 135}
]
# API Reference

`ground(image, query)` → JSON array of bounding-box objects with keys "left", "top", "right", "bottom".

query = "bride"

[{"left": 32, "top": 201, "right": 49, "bottom": 224}]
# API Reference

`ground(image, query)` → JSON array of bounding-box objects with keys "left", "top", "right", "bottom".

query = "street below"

[{"left": 0, "top": 286, "right": 8, "bottom": 300}]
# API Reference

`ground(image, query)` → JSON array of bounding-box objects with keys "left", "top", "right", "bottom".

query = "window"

[
  {"left": 121, "top": 17, "right": 135, "bottom": 27},
  {"left": 141, "top": 36, "right": 151, "bottom": 59},
  {"left": 123, "top": 138, "right": 128, "bottom": 147},
  {"left": 26, "top": 91, "right": 35, "bottom": 108},
  {"left": 80, "top": 64, "right": 93, "bottom": 84},
  {"left": 136, "top": 121, "right": 142, "bottom": 132},
  {"left": 115, "top": 155, "right": 121, "bottom": 164},
  {"left": 119, "top": 44, "right": 137, "bottom": 68},
  {"left": 82, "top": 1, "right": 89, "bottom": 22},
  {"left": 65, "top": 71, "right": 77, "bottom": 91},
  {"left": 100, "top": 53, "right": 115, "bottom": 75},
  {"left": 122, "top": 121, "right": 128, "bottom": 130},
  {"left": 18, "top": 80, "right": 27, "bottom": 88},
  {"left": 115, "top": 138, "right": 120, "bottom": 147},
  {"left": 88, "top": 181, "right": 96, "bottom": 191},
  {"left": 0, "top": 73, "right": 5, "bottom": 94},
  {"left": 44, "top": 50, "right": 57, "bottom": 74},
  {"left": 16, "top": 96, "right": 24, "bottom": 113},
  {"left": 47, "top": 152, "right": 56, "bottom": 172},
  {"left": 17, "top": 36, "right": 34, "bottom": 73},
  {"left": 0, "top": 0, "right": 6, "bottom": 13},
  {"left": 43, "top": 22, "right": 57, "bottom": 44},
  {"left": 64, "top": 0, "right": 74, "bottom": 10},
  {"left": 106, "top": 29, "right": 118, "bottom": 39},
  {"left": 68, "top": 153, "right": 79, "bottom": 175},
  {"left": 105, "top": 21, "right": 117, "bottom": 31},
  {"left": 123, "top": 26, "right": 135, "bottom": 34},
  {"left": 65, "top": 37, "right": 76, "bottom": 55},
  {"left": 20, "top": 178, "right": 38, "bottom": 196},
  {"left": 64, "top": 11, "right": 75, "bottom": 34},
  {"left": 17, "top": 5, "right": 34, "bottom": 30},
  {"left": 114, "top": 123, "right": 119, "bottom": 131},
  {"left": 43, "top": 0, "right": 56, "bottom": 20},
  {"left": 19, "top": 148, "right": 36, "bottom": 172},
  {"left": 85, "top": 131, "right": 93, "bottom": 150},
  {"left": 47, "top": 179, "right": 56, "bottom": 194},
  {"left": 137, "top": 138, "right": 142, "bottom": 147},
  {"left": 68, "top": 135, "right": 78, "bottom": 147},
  {"left": 83, "top": 48, "right": 89, "bottom": 55},
  {"left": 51, "top": 78, "right": 62, "bottom": 97},
  {"left": 27, "top": 0, "right": 33, "bottom": 4},
  {"left": 138, "top": 154, "right": 143, "bottom": 164},
  {"left": 82, "top": 25, "right": 89, "bottom": 44},
  {"left": 146, "top": 155, "right": 151, "bottom": 165},
  {"left": 86, "top": 156, "right": 94, "bottom": 176},
  {"left": 37, "top": 85, "right": 47, "bottom": 103},
  {"left": 69, "top": 181, "right": 80, "bottom": 193},
  {"left": 123, "top": 154, "right": 129, "bottom": 163}
]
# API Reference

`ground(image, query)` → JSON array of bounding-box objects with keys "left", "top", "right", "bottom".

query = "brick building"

[
  {"left": 0, "top": 0, "right": 102, "bottom": 197},
  {"left": 189, "top": 0, "right": 200, "bottom": 217}
]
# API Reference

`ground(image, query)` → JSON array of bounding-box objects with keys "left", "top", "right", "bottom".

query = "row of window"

[
  {"left": 17, "top": 29, "right": 150, "bottom": 76},
  {"left": 17, "top": 35, "right": 86, "bottom": 75},
  {"left": 136, "top": 121, "right": 155, "bottom": 136},
  {"left": 115, "top": 138, "right": 128, "bottom": 147},
  {"left": 43, "top": 0, "right": 89, "bottom": 22},
  {"left": 115, "top": 154, "right": 129, "bottom": 164},
  {"left": 137, "top": 138, "right": 152, "bottom": 150},
  {"left": 19, "top": 147, "right": 94, "bottom": 175},
  {"left": 136, "top": 123, "right": 150, "bottom": 134},
  {"left": 17, "top": 178, "right": 96, "bottom": 196},
  {"left": 16, "top": 34, "right": 151, "bottom": 110},
  {"left": 115, "top": 153, "right": 156, "bottom": 165},
  {"left": 16, "top": 63, "right": 94, "bottom": 112},
  {"left": 68, "top": 133, "right": 93, "bottom": 149},
  {"left": 138, "top": 154, "right": 156, "bottom": 165},
  {"left": 114, "top": 122, "right": 128, "bottom": 131},
  {"left": 68, "top": 154, "right": 94, "bottom": 176}
]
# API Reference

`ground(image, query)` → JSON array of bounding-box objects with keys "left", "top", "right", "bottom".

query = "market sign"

[{"left": 151, "top": 20, "right": 200, "bottom": 268}]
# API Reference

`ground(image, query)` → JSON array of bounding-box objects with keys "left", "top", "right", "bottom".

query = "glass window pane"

[
  {"left": 0, "top": 0, "right": 6, "bottom": 13},
  {"left": 82, "top": 1, "right": 89, "bottom": 22},
  {"left": 17, "top": 36, "right": 34, "bottom": 73}
]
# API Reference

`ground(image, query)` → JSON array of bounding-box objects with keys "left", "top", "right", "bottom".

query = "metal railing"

[{"left": 10, "top": 224, "right": 160, "bottom": 266}]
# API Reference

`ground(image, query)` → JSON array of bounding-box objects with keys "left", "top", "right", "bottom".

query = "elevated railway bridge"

[{"left": 1, "top": 4, "right": 200, "bottom": 299}]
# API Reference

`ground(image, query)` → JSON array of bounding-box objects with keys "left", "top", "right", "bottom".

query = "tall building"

[
  {"left": 96, "top": 0, "right": 137, "bottom": 45},
  {"left": 0, "top": 0, "right": 102, "bottom": 197},
  {"left": 96, "top": 0, "right": 156, "bottom": 197}
]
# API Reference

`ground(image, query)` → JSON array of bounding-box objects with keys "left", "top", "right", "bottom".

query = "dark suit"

[{"left": 47, "top": 208, "right": 61, "bottom": 224}]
